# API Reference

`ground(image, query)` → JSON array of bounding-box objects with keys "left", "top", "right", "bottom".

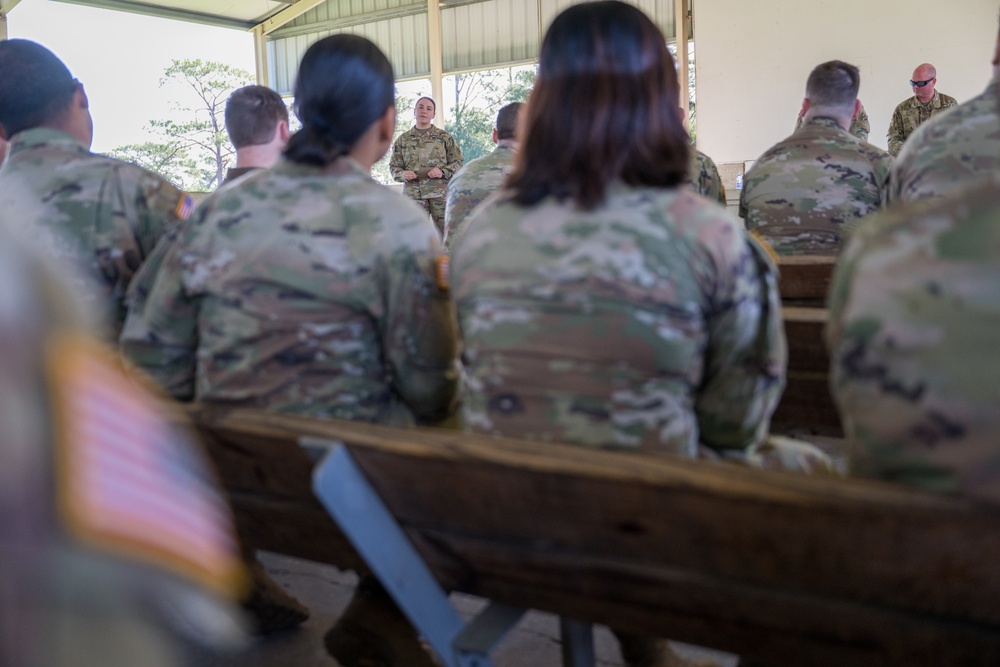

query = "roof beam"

[
  {"left": 255, "top": 0, "right": 328, "bottom": 35},
  {"left": 50, "top": 0, "right": 257, "bottom": 31}
]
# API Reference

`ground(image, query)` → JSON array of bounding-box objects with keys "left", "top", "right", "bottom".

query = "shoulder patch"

[
  {"left": 175, "top": 193, "right": 195, "bottom": 220},
  {"left": 435, "top": 254, "right": 450, "bottom": 292},
  {"left": 46, "top": 335, "right": 245, "bottom": 599}
]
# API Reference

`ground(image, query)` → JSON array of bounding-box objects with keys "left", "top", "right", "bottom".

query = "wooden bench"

[{"left": 185, "top": 405, "right": 1000, "bottom": 667}]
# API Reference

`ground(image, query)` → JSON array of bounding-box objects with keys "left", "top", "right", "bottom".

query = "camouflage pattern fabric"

[
  {"left": 450, "top": 183, "right": 786, "bottom": 457},
  {"left": 390, "top": 125, "right": 464, "bottom": 235},
  {"left": 690, "top": 149, "right": 727, "bottom": 205},
  {"left": 826, "top": 173, "right": 1000, "bottom": 504},
  {"left": 886, "top": 90, "right": 959, "bottom": 156},
  {"left": 120, "top": 157, "right": 461, "bottom": 426},
  {"left": 739, "top": 117, "right": 892, "bottom": 256},
  {"left": 889, "top": 78, "right": 1000, "bottom": 203},
  {"left": 0, "top": 128, "right": 186, "bottom": 337},
  {"left": 795, "top": 102, "right": 871, "bottom": 142},
  {"left": 444, "top": 141, "right": 517, "bottom": 247}
]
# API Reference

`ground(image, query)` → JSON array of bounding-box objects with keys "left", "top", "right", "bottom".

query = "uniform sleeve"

[
  {"left": 439, "top": 133, "right": 465, "bottom": 180},
  {"left": 379, "top": 219, "right": 461, "bottom": 422},
  {"left": 887, "top": 109, "right": 905, "bottom": 157},
  {"left": 119, "top": 214, "right": 201, "bottom": 401},
  {"left": 389, "top": 136, "right": 407, "bottom": 183},
  {"left": 852, "top": 106, "right": 871, "bottom": 142},
  {"left": 738, "top": 179, "right": 753, "bottom": 227},
  {"left": 694, "top": 234, "right": 786, "bottom": 451}
]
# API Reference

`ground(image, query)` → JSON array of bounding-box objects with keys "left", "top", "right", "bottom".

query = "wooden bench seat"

[{"left": 184, "top": 405, "right": 1000, "bottom": 667}]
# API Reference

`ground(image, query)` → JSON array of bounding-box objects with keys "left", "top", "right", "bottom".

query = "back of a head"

[
  {"left": 508, "top": 0, "right": 689, "bottom": 209},
  {"left": 225, "top": 85, "right": 289, "bottom": 149},
  {"left": 284, "top": 34, "right": 395, "bottom": 167},
  {"left": 805, "top": 60, "right": 860, "bottom": 115},
  {"left": 495, "top": 102, "right": 523, "bottom": 141},
  {"left": 0, "top": 40, "right": 77, "bottom": 138}
]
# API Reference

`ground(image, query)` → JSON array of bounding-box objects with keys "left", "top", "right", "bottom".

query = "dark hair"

[
  {"left": 805, "top": 61, "right": 860, "bottom": 109},
  {"left": 284, "top": 35, "right": 395, "bottom": 166},
  {"left": 415, "top": 96, "right": 436, "bottom": 113},
  {"left": 0, "top": 40, "right": 77, "bottom": 138},
  {"left": 507, "top": 1, "right": 689, "bottom": 209},
  {"left": 225, "top": 85, "right": 289, "bottom": 148},
  {"left": 495, "top": 102, "right": 523, "bottom": 141}
]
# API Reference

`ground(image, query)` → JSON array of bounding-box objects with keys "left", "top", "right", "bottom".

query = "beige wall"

[{"left": 695, "top": 0, "right": 999, "bottom": 165}]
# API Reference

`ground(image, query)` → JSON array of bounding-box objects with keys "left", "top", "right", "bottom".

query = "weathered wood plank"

[
  {"left": 776, "top": 307, "right": 841, "bottom": 434},
  {"left": 777, "top": 256, "right": 836, "bottom": 304}
]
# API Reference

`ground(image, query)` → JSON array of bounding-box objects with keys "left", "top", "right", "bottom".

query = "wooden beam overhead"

[{"left": 255, "top": 0, "right": 329, "bottom": 35}]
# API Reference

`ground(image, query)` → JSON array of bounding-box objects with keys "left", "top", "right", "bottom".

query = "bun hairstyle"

[{"left": 284, "top": 34, "right": 395, "bottom": 166}]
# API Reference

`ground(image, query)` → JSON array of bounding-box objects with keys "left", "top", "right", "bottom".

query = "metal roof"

[{"left": 50, "top": 0, "right": 297, "bottom": 30}]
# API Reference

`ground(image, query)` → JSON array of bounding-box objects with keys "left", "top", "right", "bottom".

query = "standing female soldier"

[
  {"left": 390, "top": 97, "right": 464, "bottom": 238},
  {"left": 450, "top": 2, "right": 785, "bottom": 665},
  {"left": 122, "top": 34, "right": 460, "bottom": 666}
]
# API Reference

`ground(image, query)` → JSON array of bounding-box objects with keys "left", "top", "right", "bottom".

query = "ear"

[
  {"left": 74, "top": 83, "right": 90, "bottom": 110},
  {"left": 800, "top": 98, "right": 810, "bottom": 116},
  {"left": 0, "top": 124, "right": 8, "bottom": 141},
  {"left": 492, "top": 128, "right": 498, "bottom": 144},
  {"left": 277, "top": 120, "right": 291, "bottom": 142},
  {"left": 852, "top": 99, "right": 861, "bottom": 121},
  {"left": 993, "top": 34, "right": 1000, "bottom": 66},
  {"left": 379, "top": 105, "right": 396, "bottom": 142}
]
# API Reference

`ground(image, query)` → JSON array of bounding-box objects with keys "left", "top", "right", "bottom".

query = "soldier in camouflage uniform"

[
  {"left": 0, "top": 40, "right": 190, "bottom": 338},
  {"left": 795, "top": 101, "right": 871, "bottom": 141},
  {"left": 826, "top": 172, "right": 1000, "bottom": 504},
  {"left": 122, "top": 35, "right": 459, "bottom": 667},
  {"left": 690, "top": 148, "right": 727, "bottom": 205},
  {"left": 444, "top": 102, "right": 522, "bottom": 247},
  {"left": 0, "top": 219, "right": 246, "bottom": 667},
  {"left": 886, "top": 63, "right": 959, "bottom": 156},
  {"left": 740, "top": 61, "right": 892, "bottom": 256},
  {"left": 889, "top": 29, "right": 1000, "bottom": 203},
  {"left": 390, "top": 97, "right": 464, "bottom": 238}
]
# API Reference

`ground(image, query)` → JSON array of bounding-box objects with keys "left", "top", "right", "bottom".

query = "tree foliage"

[
  {"left": 445, "top": 67, "right": 536, "bottom": 162},
  {"left": 109, "top": 59, "right": 254, "bottom": 191}
]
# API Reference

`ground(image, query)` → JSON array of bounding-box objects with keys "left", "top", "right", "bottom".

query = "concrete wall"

[{"left": 695, "top": 0, "right": 999, "bottom": 165}]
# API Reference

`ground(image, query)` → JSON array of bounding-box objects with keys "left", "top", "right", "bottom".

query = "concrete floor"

[{"left": 195, "top": 552, "right": 739, "bottom": 667}]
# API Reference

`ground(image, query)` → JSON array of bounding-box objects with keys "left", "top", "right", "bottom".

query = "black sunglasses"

[{"left": 910, "top": 78, "right": 934, "bottom": 88}]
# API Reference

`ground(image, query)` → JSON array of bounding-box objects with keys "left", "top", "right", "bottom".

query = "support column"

[
  {"left": 675, "top": 0, "right": 690, "bottom": 128},
  {"left": 427, "top": 0, "right": 445, "bottom": 126},
  {"left": 2, "top": 0, "right": 28, "bottom": 40},
  {"left": 253, "top": 25, "right": 269, "bottom": 87}
]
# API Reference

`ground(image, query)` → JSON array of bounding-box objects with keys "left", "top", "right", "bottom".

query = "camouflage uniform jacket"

[
  {"left": 450, "top": 183, "right": 786, "bottom": 456},
  {"left": 0, "top": 128, "right": 186, "bottom": 336},
  {"left": 690, "top": 149, "right": 727, "bottom": 205},
  {"left": 826, "top": 173, "right": 1000, "bottom": 504},
  {"left": 444, "top": 141, "right": 517, "bottom": 247},
  {"left": 889, "top": 77, "right": 1000, "bottom": 203},
  {"left": 390, "top": 125, "right": 464, "bottom": 201},
  {"left": 739, "top": 117, "right": 892, "bottom": 255},
  {"left": 795, "top": 102, "right": 871, "bottom": 142},
  {"left": 887, "top": 90, "right": 959, "bottom": 156},
  {"left": 120, "top": 157, "right": 461, "bottom": 425}
]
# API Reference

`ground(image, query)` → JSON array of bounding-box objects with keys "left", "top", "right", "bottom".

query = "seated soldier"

[
  {"left": 221, "top": 84, "right": 290, "bottom": 186},
  {"left": 740, "top": 61, "right": 892, "bottom": 255},
  {"left": 0, "top": 40, "right": 191, "bottom": 337},
  {"left": 444, "top": 101, "right": 523, "bottom": 247},
  {"left": 0, "top": 220, "right": 245, "bottom": 666},
  {"left": 795, "top": 100, "right": 871, "bottom": 141},
  {"left": 121, "top": 34, "right": 460, "bottom": 666},
  {"left": 827, "top": 173, "right": 1000, "bottom": 504}
]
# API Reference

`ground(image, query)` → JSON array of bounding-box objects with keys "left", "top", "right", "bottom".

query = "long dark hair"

[
  {"left": 284, "top": 34, "right": 395, "bottom": 166},
  {"left": 508, "top": 1, "right": 690, "bottom": 209}
]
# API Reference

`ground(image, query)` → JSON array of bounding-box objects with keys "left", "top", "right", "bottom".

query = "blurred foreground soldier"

[
  {"left": 122, "top": 34, "right": 460, "bottom": 665},
  {"left": 222, "top": 84, "right": 290, "bottom": 185},
  {"left": 740, "top": 60, "right": 892, "bottom": 255},
  {"left": 795, "top": 100, "right": 871, "bottom": 141},
  {"left": 0, "top": 221, "right": 245, "bottom": 666},
  {"left": 451, "top": 3, "right": 825, "bottom": 665},
  {"left": 390, "top": 96, "right": 464, "bottom": 237},
  {"left": 690, "top": 148, "right": 726, "bottom": 205},
  {"left": 0, "top": 39, "right": 191, "bottom": 337},
  {"left": 886, "top": 63, "right": 958, "bottom": 156},
  {"left": 890, "top": 23, "right": 1000, "bottom": 203},
  {"left": 827, "top": 173, "right": 1000, "bottom": 504},
  {"left": 444, "top": 101, "right": 523, "bottom": 246}
]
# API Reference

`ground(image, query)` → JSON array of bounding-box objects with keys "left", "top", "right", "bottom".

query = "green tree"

[
  {"left": 445, "top": 66, "right": 537, "bottom": 163},
  {"left": 109, "top": 60, "right": 253, "bottom": 191}
]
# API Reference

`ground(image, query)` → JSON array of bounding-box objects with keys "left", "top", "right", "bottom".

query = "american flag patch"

[
  {"left": 175, "top": 193, "right": 195, "bottom": 220},
  {"left": 47, "top": 335, "right": 244, "bottom": 598}
]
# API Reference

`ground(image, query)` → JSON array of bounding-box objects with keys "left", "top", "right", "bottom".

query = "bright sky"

[{"left": 7, "top": 0, "right": 257, "bottom": 153}]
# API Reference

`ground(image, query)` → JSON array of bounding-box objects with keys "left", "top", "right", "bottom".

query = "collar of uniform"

[
  {"left": 495, "top": 140, "right": 518, "bottom": 151},
  {"left": 9, "top": 127, "right": 90, "bottom": 158},
  {"left": 801, "top": 116, "right": 847, "bottom": 132},
  {"left": 916, "top": 90, "right": 944, "bottom": 109},
  {"left": 274, "top": 155, "right": 371, "bottom": 179}
]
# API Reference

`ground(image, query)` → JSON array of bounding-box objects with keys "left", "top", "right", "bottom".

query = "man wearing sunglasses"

[{"left": 886, "top": 63, "right": 957, "bottom": 156}]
